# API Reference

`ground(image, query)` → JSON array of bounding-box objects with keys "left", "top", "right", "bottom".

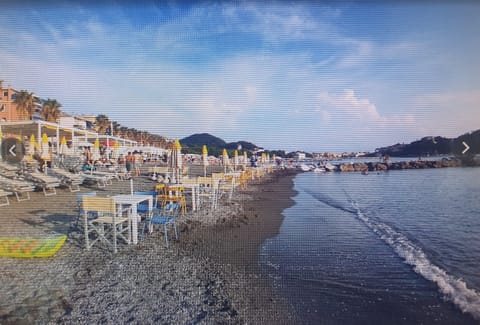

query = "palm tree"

[
  {"left": 40, "top": 99, "right": 62, "bottom": 123},
  {"left": 95, "top": 114, "right": 110, "bottom": 135},
  {"left": 14, "top": 90, "right": 37, "bottom": 120}
]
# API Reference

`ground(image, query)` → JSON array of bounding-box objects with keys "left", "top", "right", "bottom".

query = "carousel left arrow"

[
  {"left": 9, "top": 144, "right": 16, "bottom": 156},
  {"left": 2, "top": 138, "right": 24, "bottom": 162}
]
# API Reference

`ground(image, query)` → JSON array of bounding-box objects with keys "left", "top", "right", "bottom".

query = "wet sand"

[{"left": 0, "top": 168, "right": 299, "bottom": 324}]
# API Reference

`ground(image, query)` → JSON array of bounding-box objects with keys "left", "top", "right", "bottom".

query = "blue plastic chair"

[{"left": 141, "top": 202, "right": 180, "bottom": 247}]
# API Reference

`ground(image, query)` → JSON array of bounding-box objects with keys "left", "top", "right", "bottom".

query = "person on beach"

[
  {"left": 134, "top": 151, "right": 141, "bottom": 176},
  {"left": 125, "top": 152, "right": 134, "bottom": 176}
]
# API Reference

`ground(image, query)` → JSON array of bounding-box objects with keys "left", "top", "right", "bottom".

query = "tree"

[
  {"left": 14, "top": 90, "right": 37, "bottom": 120},
  {"left": 40, "top": 98, "right": 62, "bottom": 122},
  {"left": 95, "top": 114, "right": 110, "bottom": 135}
]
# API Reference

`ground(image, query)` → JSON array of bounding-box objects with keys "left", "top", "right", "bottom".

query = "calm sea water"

[{"left": 260, "top": 167, "right": 480, "bottom": 324}]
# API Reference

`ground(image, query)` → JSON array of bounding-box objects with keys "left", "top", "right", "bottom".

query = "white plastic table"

[{"left": 112, "top": 194, "right": 152, "bottom": 244}]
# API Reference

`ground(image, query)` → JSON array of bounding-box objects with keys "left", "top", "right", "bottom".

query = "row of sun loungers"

[{"left": 0, "top": 159, "right": 126, "bottom": 201}]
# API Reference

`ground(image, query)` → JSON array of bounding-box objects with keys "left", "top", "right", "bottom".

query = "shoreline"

[
  {"left": 180, "top": 169, "right": 299, "bottom": 323},
  {"left": 0, "top": 167, "right": 299, "bottom": 324}
]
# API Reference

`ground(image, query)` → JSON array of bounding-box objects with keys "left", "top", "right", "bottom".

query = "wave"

[
  {"left": 350, "top": 200, "right": 480, "bottom": 321},
  {"left": 304, "top": 189, "right": 480, "bottom": 320}
]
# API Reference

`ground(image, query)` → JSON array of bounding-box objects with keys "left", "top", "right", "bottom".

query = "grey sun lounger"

[
  {"left": 0, "top": 175, "right": 35, "bottom": 201},
  {"left": 49, "top": 167, "right": 84, "bottom": 192},
  {"left": 24, "top": 172, "right": 62, "bottom": 196},
  {"left": 80, "top": 171, "right": 111, "bottom": 188},
  {"left": 0, "top": 189, "right": 13, "bottom": 206},
  {"left": 0, "top": 161, "right": 20, "bottom": 178}
]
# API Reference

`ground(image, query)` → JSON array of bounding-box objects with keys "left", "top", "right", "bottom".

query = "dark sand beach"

[{"left": 0, "top": 168, "right": 298, "bottom": 324}]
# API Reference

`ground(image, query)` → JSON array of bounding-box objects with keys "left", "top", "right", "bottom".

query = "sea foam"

[{"left": 350, "top": 200, "right": 480, "bottom": 320}]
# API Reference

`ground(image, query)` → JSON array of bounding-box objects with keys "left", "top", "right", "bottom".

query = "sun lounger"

[
  {"left": 49, "top": 167, "right": 84, "bottom": 192},
  {"left": 24, "top": 172, "right": 62, "bottom": 196},
  {"left": 0, "top": 189, "right": 13, "bottom": 206},
  {"left": 80, "top": 172, "right": 111, "bottom": 188},
  {"left": 0, "top": 161, "right": 20, "bottom": 178},
  {"left": 0, "top": 175, "right": 35, "bottom": 201}
]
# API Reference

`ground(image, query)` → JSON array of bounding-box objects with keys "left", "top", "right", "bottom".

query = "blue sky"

[{"left": 1, "top": 1, "right": 479, "bottom": 152}]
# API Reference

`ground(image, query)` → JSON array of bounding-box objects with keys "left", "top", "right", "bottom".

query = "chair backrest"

[
  {"left": 163, "top": 202, "right": 180, "bottom": 217},
  {"left": 77, "top": 192, "right": 97, "bottom": 210},
  {"left": 82, "top": 196, "right": 116, "bottom": 214},
  {"left": 181, "top": 178, "right": 197, "bottom": 185},
  {"left": 197, "top": 176, "right": 213, "bottom": 186}
]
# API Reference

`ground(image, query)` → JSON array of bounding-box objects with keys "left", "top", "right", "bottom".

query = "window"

[
  {"left": 3, "top": 91, "right": 7, "bottom": 97},
  {"left": 0, "top": 104, "right": 5, "bottom": 112}
]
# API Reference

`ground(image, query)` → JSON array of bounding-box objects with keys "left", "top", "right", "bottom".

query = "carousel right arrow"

[{"left": 462, "top": 141, "right": 470, "bottom": 154}]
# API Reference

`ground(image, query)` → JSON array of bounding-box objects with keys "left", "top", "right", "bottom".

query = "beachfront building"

[
  {"left": 0, "top": 84, "right": 44, "bottom": 122},
  {"left": 0, "top": 85, "right": 21, "bottom": 122}
]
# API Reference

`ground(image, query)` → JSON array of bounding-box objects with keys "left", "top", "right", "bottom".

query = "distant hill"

[
  {"left": 181, "top": 133, "right": 226, "bottom": 148},
  {"left": 180, "top": 133, "right": 261, "bottom": 156},
  {"left": 371, "top": 129, "right": 480, "bottom": 157}
]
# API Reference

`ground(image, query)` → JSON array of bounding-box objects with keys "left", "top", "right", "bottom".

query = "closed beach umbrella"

[
  {"left": 59, "top": 136, "right": 67, "bottom": 155},
  {"left": 112, "top": 140, "right": 119, "bottom": 160},
  {"left": 41, "top": 133, "right": 50, "bottom": 160},
  {"left": 92, "top": 138, "right": 101, "bottom": 161},
  {"left": 202, "top": 145, "right": 208, "bottom": 176},
  {"left": 28, "top": 134, "right": 36, "bottom": 161},
  {"left": 174, "top": 139, "right": 182, "bottom": 183},
  {"left": 243, "top": 151, "right": 248, "bottom": 167},
  {"left": 234, "top": 150, "right": 239, "bottom": 171},
  {"left": 222, "top": 148, "right": 229, "bottom": 172},
  {"left": 0, "top": 129, "right": 2, "bottom": 159}
]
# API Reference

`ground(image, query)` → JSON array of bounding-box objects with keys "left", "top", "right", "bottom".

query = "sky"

[{"left": 1, "top": 1, "right": 479, "bottom": 152}]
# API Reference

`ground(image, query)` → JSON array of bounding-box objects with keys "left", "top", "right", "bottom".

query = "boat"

[
  {"left": 313, "top": 167, "right": 326, "bottom": 173},
  {"left": 299, "top": 164, "right": 312, "bottom": 172},
  {"left": 325, "top": 163, "right": 337, "bottom": 172}
]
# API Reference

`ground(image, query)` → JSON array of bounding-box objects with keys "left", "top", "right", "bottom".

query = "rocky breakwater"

[{"left": 336, "top": 158, "right": 465, "bottom": 173}]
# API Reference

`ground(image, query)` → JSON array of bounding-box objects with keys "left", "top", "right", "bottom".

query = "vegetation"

[
  {"left": 371, "top": 129, "right": 480, "bottom": 157},
  {"left": 40, "top": 99, "right": 62, "bottom": 123},
  {"left": 14, "top": 90, "right": 37, "bottom": 120}
]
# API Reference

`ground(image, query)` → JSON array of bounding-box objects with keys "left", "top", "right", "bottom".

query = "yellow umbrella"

[
  {"left": 112, "top": 140, "right": 120, "bottom": 159},
  {"left": 92, "top": 138, "right": 101, "bottom": 161},
  {"left": 202, "top": 145, "right": 208, "bottom": 176},
  {"left": 172, "top": 139, "right": 182, "bottom": 183},
  {"left": 234, "top": 150, "right": 239, "bottom": 171},
  {"left": 28, "top": 134, "right": 36, "bottom": 160},
  {"left": 59, "top": 136, "right": 67, "bottom": 155},
  {"left": 222, "top": 148, "right": 229, "bottom": 172},
  {"left": 243, "top": 151, "right": 248, "bottom": 167}
]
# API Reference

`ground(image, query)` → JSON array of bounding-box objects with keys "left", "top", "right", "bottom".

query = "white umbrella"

[
  {"left": 40, "top": 133, "right": 50, "bottom": 160},
  {"left": 169, "top": 139, "right": 182, "bottom": 183},
  {"left": 0, "top": 129, "right": 2, "bottom": 160},
  {"left": 175, "top": 139, "right": 182, "bottom": 183},
  {"left": 202, "top": 145, "right": 208, "bottom": 176}
]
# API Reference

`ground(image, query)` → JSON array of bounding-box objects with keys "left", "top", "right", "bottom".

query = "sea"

[{"left": 260, "top": 166, "right": 480, "bottom": 324}]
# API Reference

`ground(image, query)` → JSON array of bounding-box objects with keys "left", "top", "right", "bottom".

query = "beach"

[{"left": 0, "top": 167, "right": 298, "bottom": 324}]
